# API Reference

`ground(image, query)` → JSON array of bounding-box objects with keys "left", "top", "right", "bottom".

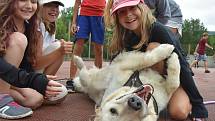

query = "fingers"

[
  {"left": 46, "top": 75, "right": 57, "bottom": 80},
  {"left": 70, "top": 24, "right": 78, "bottom": 34},
  {"left": 60, "top": 41, "right": 73, "bottom": 54},
  {"left": 48, "top": 80, "right": 62, "bottom": 87},
  {"left": 45, "top": 80, "right": 63, "bottom": 98},
  {"left": 45, "top": 90, "right": 60, "bottom": 98}
]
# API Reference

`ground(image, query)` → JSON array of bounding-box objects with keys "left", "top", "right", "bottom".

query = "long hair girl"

[{"left": 0, "top": 0, "right": 41, "bottom": 64}]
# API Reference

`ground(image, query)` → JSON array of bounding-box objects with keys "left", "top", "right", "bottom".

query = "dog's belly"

[{"left": 102, "top": 70, "right": 135, "bottom": 102}]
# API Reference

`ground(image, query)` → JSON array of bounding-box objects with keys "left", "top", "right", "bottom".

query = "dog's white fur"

[{"left": 72, "top": 44, "right": 180, "bottom": 121}]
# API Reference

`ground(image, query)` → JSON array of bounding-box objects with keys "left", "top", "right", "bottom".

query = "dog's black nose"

[
  {"left": 128, "top": 96, "right": 142, "bottom": 111},
  {"left": 66, "top": 80, "right": 75, "bottom": 91}
]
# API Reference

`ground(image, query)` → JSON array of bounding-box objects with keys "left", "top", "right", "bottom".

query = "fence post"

[
  {"left": 88, "top": 34, "right": 91, "bottom": 59},
  {"left": 188, "top": 44, "right": 191, "bottom": 55}
]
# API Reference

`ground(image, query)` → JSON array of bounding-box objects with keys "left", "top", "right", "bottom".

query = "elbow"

[{"left": 32, "top": 60, "right": 43, "bottom": 70}]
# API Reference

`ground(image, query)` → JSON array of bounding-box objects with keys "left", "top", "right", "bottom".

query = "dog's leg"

[
  {"left": 142, "top": 114, "right": 158, "bottom": 121},
  {"left": 72, "top": 77, "right": 85, "bottom": 92},
  {"left": 73, "top": 55, "right": 86, "bottom": 69},
  {"left": 114, "top": 44, "right": 174, "bottom": 70},
  {"left": 165, "top": 52, "right": 180, "bottom": 96}
]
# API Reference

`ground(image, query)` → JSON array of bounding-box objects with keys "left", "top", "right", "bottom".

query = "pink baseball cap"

[{"left": 111, "top": 0, "right": 144, "bottom": 15}]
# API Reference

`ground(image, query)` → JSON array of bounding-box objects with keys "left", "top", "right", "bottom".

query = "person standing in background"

[
  {"left": 165, "top": 0, "right": 183, "bottom": 39},
  {"left": 144, "top": 0, "right": 182, "bottom": 39},
  {"left": 68, "top": 0, "right": 106, "bottom": 89},
  {"left": 190, "top": 32, "right": 213, "bottom": 73},
  {"left": 144, "top": 0, "right": 186, "bottom": 57}
]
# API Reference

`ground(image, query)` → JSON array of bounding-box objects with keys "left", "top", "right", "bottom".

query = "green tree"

[
  {"left": 181, "top": 18, "right": 207, "bottom": 54},
  {"left": 207, "top": 35, "right": 215, "bottom": 55},
  {"left": 56, "top": 7, "right": 73, "bottom": 41}
]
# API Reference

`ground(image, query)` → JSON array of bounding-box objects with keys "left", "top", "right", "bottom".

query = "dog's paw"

[
  {"left": 158, "top": 44, "right": 174, "bottom": 56},
  {"left": 72, "top": 77, "right": 85, "bottom": 92},
  {"left": 167, "top": 52, "right": 180, "bottom": 72},
  {"left": 166, "top": 52, "right": 180, "bottom": 91},
  {"left": 143, "top": 114, "right": 158, "bottom": 121}
]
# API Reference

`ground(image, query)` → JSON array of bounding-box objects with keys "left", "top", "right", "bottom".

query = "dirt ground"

[{"left": 1, "top": 61, "right": 214, "bottom": 121}]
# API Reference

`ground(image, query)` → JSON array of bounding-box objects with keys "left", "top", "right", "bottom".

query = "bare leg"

[
  {"left": 0, "top": 32, "right": 44, "bottom": 109},
  {"left": 70, "top": 39, "right": 85, "bottom": 79},
  {"left": 190, "top": 60, "right": 199, "bottom": 69},
  {"left": 0, "top": 32, "right": 27, "bottom": 93},
  {"left": 10, "top": 87, "right": 43, "bottom": 109},
  {"left": 92, "top": 42, "right": 103, "bottom": 68},
  {"left": 168, "top": 86, "right": 192, "bottom": 120},
  {"left": 44, "top": 57, "right": 63, "bottom": 75},
  {"left": 43, "top": 42, "right": 64, "bottom": 75},
  {"left": 204, "top": 60, "right": 209, "bottom": 71}
]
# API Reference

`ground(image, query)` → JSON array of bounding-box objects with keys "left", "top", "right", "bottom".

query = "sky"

[{"left": 61, "top": 0, "right": 215, "bottom": 31}]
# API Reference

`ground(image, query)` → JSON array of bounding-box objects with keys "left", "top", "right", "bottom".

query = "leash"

[{"left": 148, "top": 93, "right": 159, "bottom": 115}]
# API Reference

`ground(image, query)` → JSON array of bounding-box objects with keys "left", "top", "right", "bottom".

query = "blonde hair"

[
  {"left": 39, "top": 5, "right": 56, "bottom": 35},
  {"left": 104, "top": 0, "right": 156, "bottom": 55},
  {"left": 202, "top": 32, "right": 208, "bottom": 37}
]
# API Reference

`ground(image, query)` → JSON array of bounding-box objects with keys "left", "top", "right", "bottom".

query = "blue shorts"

[
  {"left": 196, "top": 54, "right": 207, "bottom": 61},
  {"left": 75, "top": 15, "right": 105, "bottom": 45}
]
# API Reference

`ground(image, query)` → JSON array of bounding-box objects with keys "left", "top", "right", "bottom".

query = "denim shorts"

[
  {"left": 196, "top": 54, "right": 207, "bottom": 61},
  {"left": 75, "top": 15, "right": 105, "bottom": 45}
]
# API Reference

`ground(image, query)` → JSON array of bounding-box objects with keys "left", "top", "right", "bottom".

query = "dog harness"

[{"left": 123, "top": 70, "right": 159, "bottom": 115}]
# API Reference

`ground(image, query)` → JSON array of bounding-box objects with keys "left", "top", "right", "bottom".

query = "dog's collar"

[{"left": 123, "top": 70, "right": 143, "bottom": 87}]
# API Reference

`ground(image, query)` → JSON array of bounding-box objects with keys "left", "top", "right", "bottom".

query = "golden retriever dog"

[{"left": 72, "top": 44, "right": 180, "bottom": 121}]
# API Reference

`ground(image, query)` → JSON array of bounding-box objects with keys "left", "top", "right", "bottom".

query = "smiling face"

[
  {"left": 117, "top": 5, "right": 141, "bottom": 34},
  {"left": 14, "top": 0, "right": 38, "bottom": 21},
  {"left": 95, "top": 86, "right": 153, "bottom": 121},
  {"left": 41, "top": 2, "right": 60, "bottom": 22}
]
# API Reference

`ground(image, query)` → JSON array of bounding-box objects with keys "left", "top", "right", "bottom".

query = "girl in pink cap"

[{"left": 104, "top": 0, "right": 208, "bottom": 120}]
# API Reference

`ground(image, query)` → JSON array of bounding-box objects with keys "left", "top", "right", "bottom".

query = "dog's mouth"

[
  {"left": 116, "top": 84, "right": 153, "bottom": 103},
  {"left": 133, "top": 84, "right": 154, "bottom": 103}
]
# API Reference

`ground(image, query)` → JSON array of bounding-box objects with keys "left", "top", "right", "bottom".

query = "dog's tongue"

[{"left": 135, "top": 85, "right": 153, "bottom": 101}]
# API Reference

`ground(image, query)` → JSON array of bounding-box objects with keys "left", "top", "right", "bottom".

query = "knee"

[
  {"left": 8, "top": 32, "right": 28, "bottom": 51},
  {"left": 24, "top": 95, "right": 44, "bottom": 109},
  {"left": 76, "top": 39, "right": 85, "bottom": 46},
  {"left": 168, "top": 87, "right": 191, "bottom": 120},
  {"left": 169, "top": 105, "right": 190, "bottom": 120},
  {"left": 73, "top": 40, "right": 84, "bottom": 55}
]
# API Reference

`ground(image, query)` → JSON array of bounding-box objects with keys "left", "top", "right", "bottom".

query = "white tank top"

[{"left": 39, "top": 22, "right": 56, "bottom": 51}]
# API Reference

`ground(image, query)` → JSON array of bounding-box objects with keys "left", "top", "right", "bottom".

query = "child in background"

[
  {"left": 69, "top": 0, "right": 106, "bottom": 86},
  {"left": 190, "top": 32, "right": 213, "bottom": 73}
]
